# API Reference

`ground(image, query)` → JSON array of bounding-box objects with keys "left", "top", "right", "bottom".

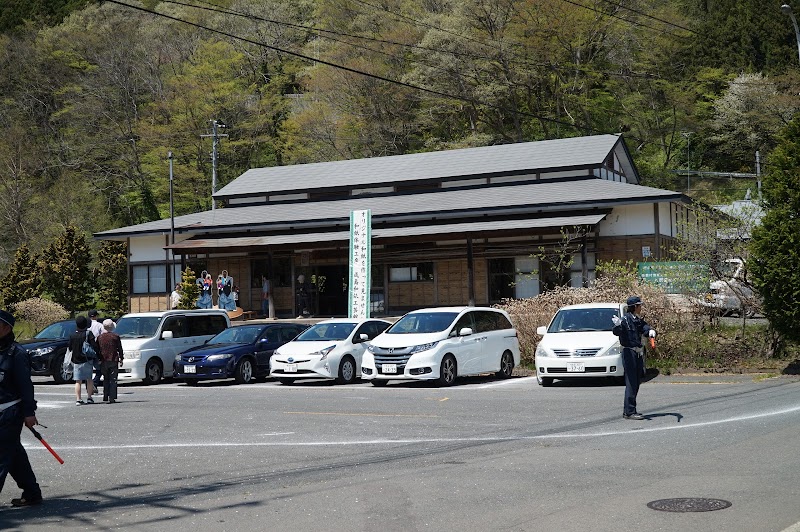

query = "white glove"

[
  {"left": 649, "top": 329, "right": 656, "bottom": 338},
  {"left": 611, "top": 315, "right": 622, "bottom": 327}
]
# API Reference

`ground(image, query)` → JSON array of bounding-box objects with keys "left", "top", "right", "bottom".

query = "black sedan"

[
  {"left": 173, "top": 322, "right": 308, "bottom": 385},
  {"left": 20, "top": 319, "right": 75, "bottom": 384}
]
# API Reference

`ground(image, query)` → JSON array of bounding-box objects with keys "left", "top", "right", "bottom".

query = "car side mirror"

[
  {"left": 161, "top": 330, "right": 174, "bottom": 340},
  {"left": 459, "top": 327, "right": 473, "bottom": 336},
  {"left": 536, "top": 326, "right": 547, "bottom": 335},
  {"left": 360, "top": 333, "right": 369, "bottom": 341}
]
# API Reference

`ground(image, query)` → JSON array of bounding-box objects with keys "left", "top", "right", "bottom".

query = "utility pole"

[
  {"left": 755, "top": 150, "right": 762, "bottom": 199},
  {"left": 200, "top": 119, "right": 228, "bottom": 210},
  {"left": 681, "top": 132, "right": 692, "bottom": 193}
]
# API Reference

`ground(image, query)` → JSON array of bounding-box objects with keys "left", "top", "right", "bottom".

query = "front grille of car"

[
  {"left": 546, "top": 366, "right": 607, "bottom": 373},
  {"left": 372, "top": 348, "right": 413, "bottom": 366},
  {"left": 272, "top": 369, "right": 315, "bottom": 375},
  {"left": 180, "top": 355, "right": 208, "bottom": 363},
  {"left": 552, "top": 348, "right": 602, "bottom": 357}
]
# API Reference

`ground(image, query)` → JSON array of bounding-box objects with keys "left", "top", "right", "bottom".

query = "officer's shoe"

[
  {"left": 623, "top": 412, "right": 645, "bottom": 420},
  {"left": 11, "top": 496, "right": 43, "bottom": 507}
]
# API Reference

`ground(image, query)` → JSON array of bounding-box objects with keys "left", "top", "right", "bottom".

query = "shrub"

[{"left": 13, "top": 298, "right": 69, "bottom": 334}]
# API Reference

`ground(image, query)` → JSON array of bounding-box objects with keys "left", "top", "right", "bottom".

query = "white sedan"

[
  {"left": 270, "top": 318, "right": 391, "bottom": 385},
  {"left": 535, "top": 303, "right": 627, "bottom": 386}
]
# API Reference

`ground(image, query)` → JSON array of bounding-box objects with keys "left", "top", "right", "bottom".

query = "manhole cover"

[{"left": 647, "top": 498, "right": 732, "bottom": 513}]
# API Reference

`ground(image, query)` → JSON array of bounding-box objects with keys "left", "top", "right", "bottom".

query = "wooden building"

[{"left": 95, "top": 134, "right": 692, "bottom": 317}]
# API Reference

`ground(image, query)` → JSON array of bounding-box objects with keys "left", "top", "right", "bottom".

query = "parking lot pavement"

[{"left": 4, "top": 375, "right": 800, "bottom": 531}]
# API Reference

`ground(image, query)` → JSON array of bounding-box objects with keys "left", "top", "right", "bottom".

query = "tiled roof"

[{"left": 214, "top": 134, "right": 630, "bottom": 198}]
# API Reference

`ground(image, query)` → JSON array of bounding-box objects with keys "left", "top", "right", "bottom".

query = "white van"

[
  {"left": 115, "top": 309, "right": 230, "bottom": 384},
  {"left": 361, "top": 307, "right": 520, "bottom": 387}
]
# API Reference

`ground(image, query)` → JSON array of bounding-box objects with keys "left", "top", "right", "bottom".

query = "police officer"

[
  {"left": 612, "top": 296, "right": 656, "bottom": 420},
  {"left": 0, "top": 309, "right": 43, "bottom": 506}
]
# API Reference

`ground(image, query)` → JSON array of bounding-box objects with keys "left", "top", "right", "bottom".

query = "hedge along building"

[{"left": 95, "top": 134, "right": 692, "bottom": 317}]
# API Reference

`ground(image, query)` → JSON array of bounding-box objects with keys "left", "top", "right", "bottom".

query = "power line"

[
  {"left": 176, "top": 0, "right": 662, "bottom": 82},
  {"left": 104, "top": 0, "right": 606, "bottom": 136},
  {"left": 559, "top": 0, "right": 690, "bottom": 40},
  {"left": 596, "top": 0, "right": 697, "bottom": 35}
]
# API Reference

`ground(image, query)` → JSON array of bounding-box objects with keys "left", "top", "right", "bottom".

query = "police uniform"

[
  {"left": 0, "top": 309, "right": 42, "bottom": 506},
  {"left": 612, "top": 297, "right": 653, "bottom": 419}
]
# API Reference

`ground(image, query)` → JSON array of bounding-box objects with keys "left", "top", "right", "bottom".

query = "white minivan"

[
  {"left": 115, "top": 309, "right": 230, "bottom": 384},
  {"left": 534, "top": 302, "right": 626, "bottom": 386},
  {"left": 361, "top": 306, "right": 520, "bottom": 387}
]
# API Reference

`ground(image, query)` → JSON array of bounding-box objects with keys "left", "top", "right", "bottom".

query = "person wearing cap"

[
  {"left": 88, "top": 310, "right": 104, "bottom": 391},
  {"left": 96, "top": 320, "right": 124, "bottom": 403},
  {"left": 612, "top": 296, "right": 656, "bottom": 420},
  {"left": 68, "top": 315, "right": 100, "bottom": 406},
  {"left": 0, "top": 308, "right": 43, "bottom": 507}
]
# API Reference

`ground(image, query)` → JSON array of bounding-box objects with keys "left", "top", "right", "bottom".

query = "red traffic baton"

[
  {"left": 28, "top": 426, "right": 64, "bottom": 464},
  {"left": 649, "top": 337, "right": 656, "bottom": 349}
]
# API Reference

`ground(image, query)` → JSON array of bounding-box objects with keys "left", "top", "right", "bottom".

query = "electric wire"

[
  {"left": 559, "top": 0, "right": 690, "bottom": 39},
  {"left": 595, "top": 0, "right": 697, "bottom": 34}
]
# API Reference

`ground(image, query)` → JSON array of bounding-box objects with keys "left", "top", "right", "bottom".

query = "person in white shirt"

[
  {"left": 170, "top": 283, "right": 181, "bottom": 309},
  {"left": 261, "top": 276, "right": 274, "bottom": 319},
  {"left": 87, "top": 310, "right": 105, "bottom": 390}
]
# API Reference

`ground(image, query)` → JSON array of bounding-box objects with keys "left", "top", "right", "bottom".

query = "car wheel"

[
  {"left": 370, "top": 379, "right": 388, "bottom": 387},
  {"left": 496, "top": 351, "right": 514, "bottom": 379},
  {"left": 437, "top": 355, "right": 457, "bottom": 387},
  {"left": 142, "top": 358, "right": 163, "bottom": 385},
  {"left": 278, "top": 378, "right": 295, "bottom": 385},
  {"left": 336, "top": 356, "right": 357, "bottom": 385},
  {"left": 52, "top": 353, "right": 73, "bottom": 384},
  {"left": 536, "top": 372, "right": 553, "bottom": 387},
  {"left": 235, "top": 358, "right": 255, "bottom": 384}
]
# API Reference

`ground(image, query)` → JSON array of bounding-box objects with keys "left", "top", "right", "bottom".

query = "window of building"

[
  {"left": 251, "top": 256, "right": 292, "bottom": 288},
  {"left": 389, "top": 262, "right": 434, "bottom": 282},
  {"left": 488, "top": 258, "right": 515, "bottom": 302},
  {"left": 131, "top": 264, "right": 168, "bottom": 294}
]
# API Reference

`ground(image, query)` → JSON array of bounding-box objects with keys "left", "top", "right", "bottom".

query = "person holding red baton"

[{"left": 0, "top": 309, "right": 43, "bottom": 507}]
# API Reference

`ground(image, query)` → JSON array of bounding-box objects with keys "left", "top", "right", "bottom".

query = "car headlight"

[
  {"left": 605, "top": 345, "right": 622, "bottom": 357},
  {"left": 312, "top": 345, "right": 336, "bottom": 360},
  {"left": 367, "top": 344, "right": 376, "bottom": 353},
  {"left": 273, "top": 350, "right": 281, "bottom": 358},
  {"left": 125, "top": 350, "right": 141, "bottom": 360},
  {"left": 535, "top": 345, "right": 549, "bottom": 358},
  {"left": 206, "top": 353, "right": 234, "bottom": 362},
  {"left": 175, "top": 354, "right": 182, "bottom": 362},
  {"left": 409, "top": 341, "right": 438, "bottom": 354},
  {"left": 32, "top": 346, "right": 54, "bottom": 356}
]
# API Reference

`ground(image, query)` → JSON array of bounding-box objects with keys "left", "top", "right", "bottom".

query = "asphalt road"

[{"left": 3, "top": 373, "right": 800, "bottom": 532}]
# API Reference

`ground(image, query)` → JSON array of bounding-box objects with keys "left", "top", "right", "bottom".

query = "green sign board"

[{"left": 637, "top": 261, "right": 709, "bottom": 294}]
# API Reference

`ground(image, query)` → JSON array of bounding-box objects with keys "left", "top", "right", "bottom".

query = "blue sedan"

[{"left": 173, "top": 322, "right": 308, "bottom": 385}]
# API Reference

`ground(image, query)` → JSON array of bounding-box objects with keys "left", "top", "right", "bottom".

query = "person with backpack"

[{"left": 68, "top": 316, "right": 99, "bottom": 406}]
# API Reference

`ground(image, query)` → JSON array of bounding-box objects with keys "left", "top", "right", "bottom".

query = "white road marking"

[
  {"left": 476, "top": 376, "right": 537, "bottom": 389},
  {"left": 23, "top": 402, "right": 800, "bottom": 451}
]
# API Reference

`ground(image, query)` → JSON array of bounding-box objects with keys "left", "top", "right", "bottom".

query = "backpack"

[{"left": 82, "top": 331, "right": 97, "bottom": 360}]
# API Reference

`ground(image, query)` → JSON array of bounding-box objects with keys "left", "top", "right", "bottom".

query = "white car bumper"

[
  {"left": 270, "top": 356, "right": 332, "bottom": 380},
  {"left": 535, "top": 354, "right": 624, "bottom": 378},
  {"left": 360, "top": 352, "right": 439, "bottom": 381}
]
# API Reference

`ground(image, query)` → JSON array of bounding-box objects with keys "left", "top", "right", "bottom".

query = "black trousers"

[
  {"left": 622, "top": 347, "right": 644, "bottom": 415},
  {"left": 0, "top": 407, "right": 41, "bottom": 500},
  {"left": 101, "top": 361, "right": 119, "bottom": 401}
]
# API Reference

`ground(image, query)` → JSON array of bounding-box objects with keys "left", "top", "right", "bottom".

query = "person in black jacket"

[
  {"left": 612, "top": 296, "right": 656, "bottom": 420},
  {"left": 69, "top": 316, "right": 99, "bottom": 406},
  {"left": 0, "top": 309, "right": 43, "bottom": 507}
]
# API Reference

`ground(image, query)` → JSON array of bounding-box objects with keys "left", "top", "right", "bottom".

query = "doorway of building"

[{"left": 314, "top": 265, "right": 349, "bottom": 317}]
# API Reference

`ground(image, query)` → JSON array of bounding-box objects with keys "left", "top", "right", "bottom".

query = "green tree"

[
  {"left": 750, "top": 116, "right": 800, "bottom": 349},
  {"left": 178, "top": 267, "right": 200, "bottom": 310},
  {"left": 39, "top": 225, "right": 94, "bottom": 316},
  {"left": 95, "top": 241, "right": 128, "bottom": 316},
  {"left": 0, "top": 244, "right": 40, "bottom": 307}
]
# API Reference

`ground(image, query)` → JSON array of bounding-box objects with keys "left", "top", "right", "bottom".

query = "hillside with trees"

[{"left": 1, "top": 0, "right": 799, "bottom": 267}]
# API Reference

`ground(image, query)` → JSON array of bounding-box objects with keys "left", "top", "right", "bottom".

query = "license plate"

[
  {"left": 285, "top": 364, "right": 298, "bottom": 373},
  {"left": 184, "top": 365, "right": 196, "bottom": 373},
  {"left": 566, "top": 363, "right": 585, "bottom": 373},
  {"left": 382, "top": 363, "right": 397, "bottom": 374}
]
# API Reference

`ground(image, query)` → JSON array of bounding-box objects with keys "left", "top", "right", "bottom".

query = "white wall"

[
  {"left": 598, "top": 204, "right": 655, "bottom": 236},
  {"left": 130, "top": 235, "right": 170, "bottom": 263},
  {"left": 514, "top": 257, "right": 539, "bottom": 298}
]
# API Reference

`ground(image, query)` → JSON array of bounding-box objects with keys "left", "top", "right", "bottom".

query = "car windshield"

[
  {"left": 386, "top": 312, "right": 458, "bottom": 334},
  {"left": 34, "top": 321, "right": 72, "bottom": 339},
  {"left": 295, "top": 323, "right": 356, "bottom": 341},
  {"left": 208, "top": 326, "right": 262, "bottom": 344},
  {"left": 114, "top": 317, "right": 161, "bottom": 338},
  {"left": 548, "top": 308, "right": 619, "bottom": 333}
]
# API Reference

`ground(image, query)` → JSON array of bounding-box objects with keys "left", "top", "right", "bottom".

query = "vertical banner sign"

[{"left": 349, "top": 209, "right": 371, "bottom": 319}]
